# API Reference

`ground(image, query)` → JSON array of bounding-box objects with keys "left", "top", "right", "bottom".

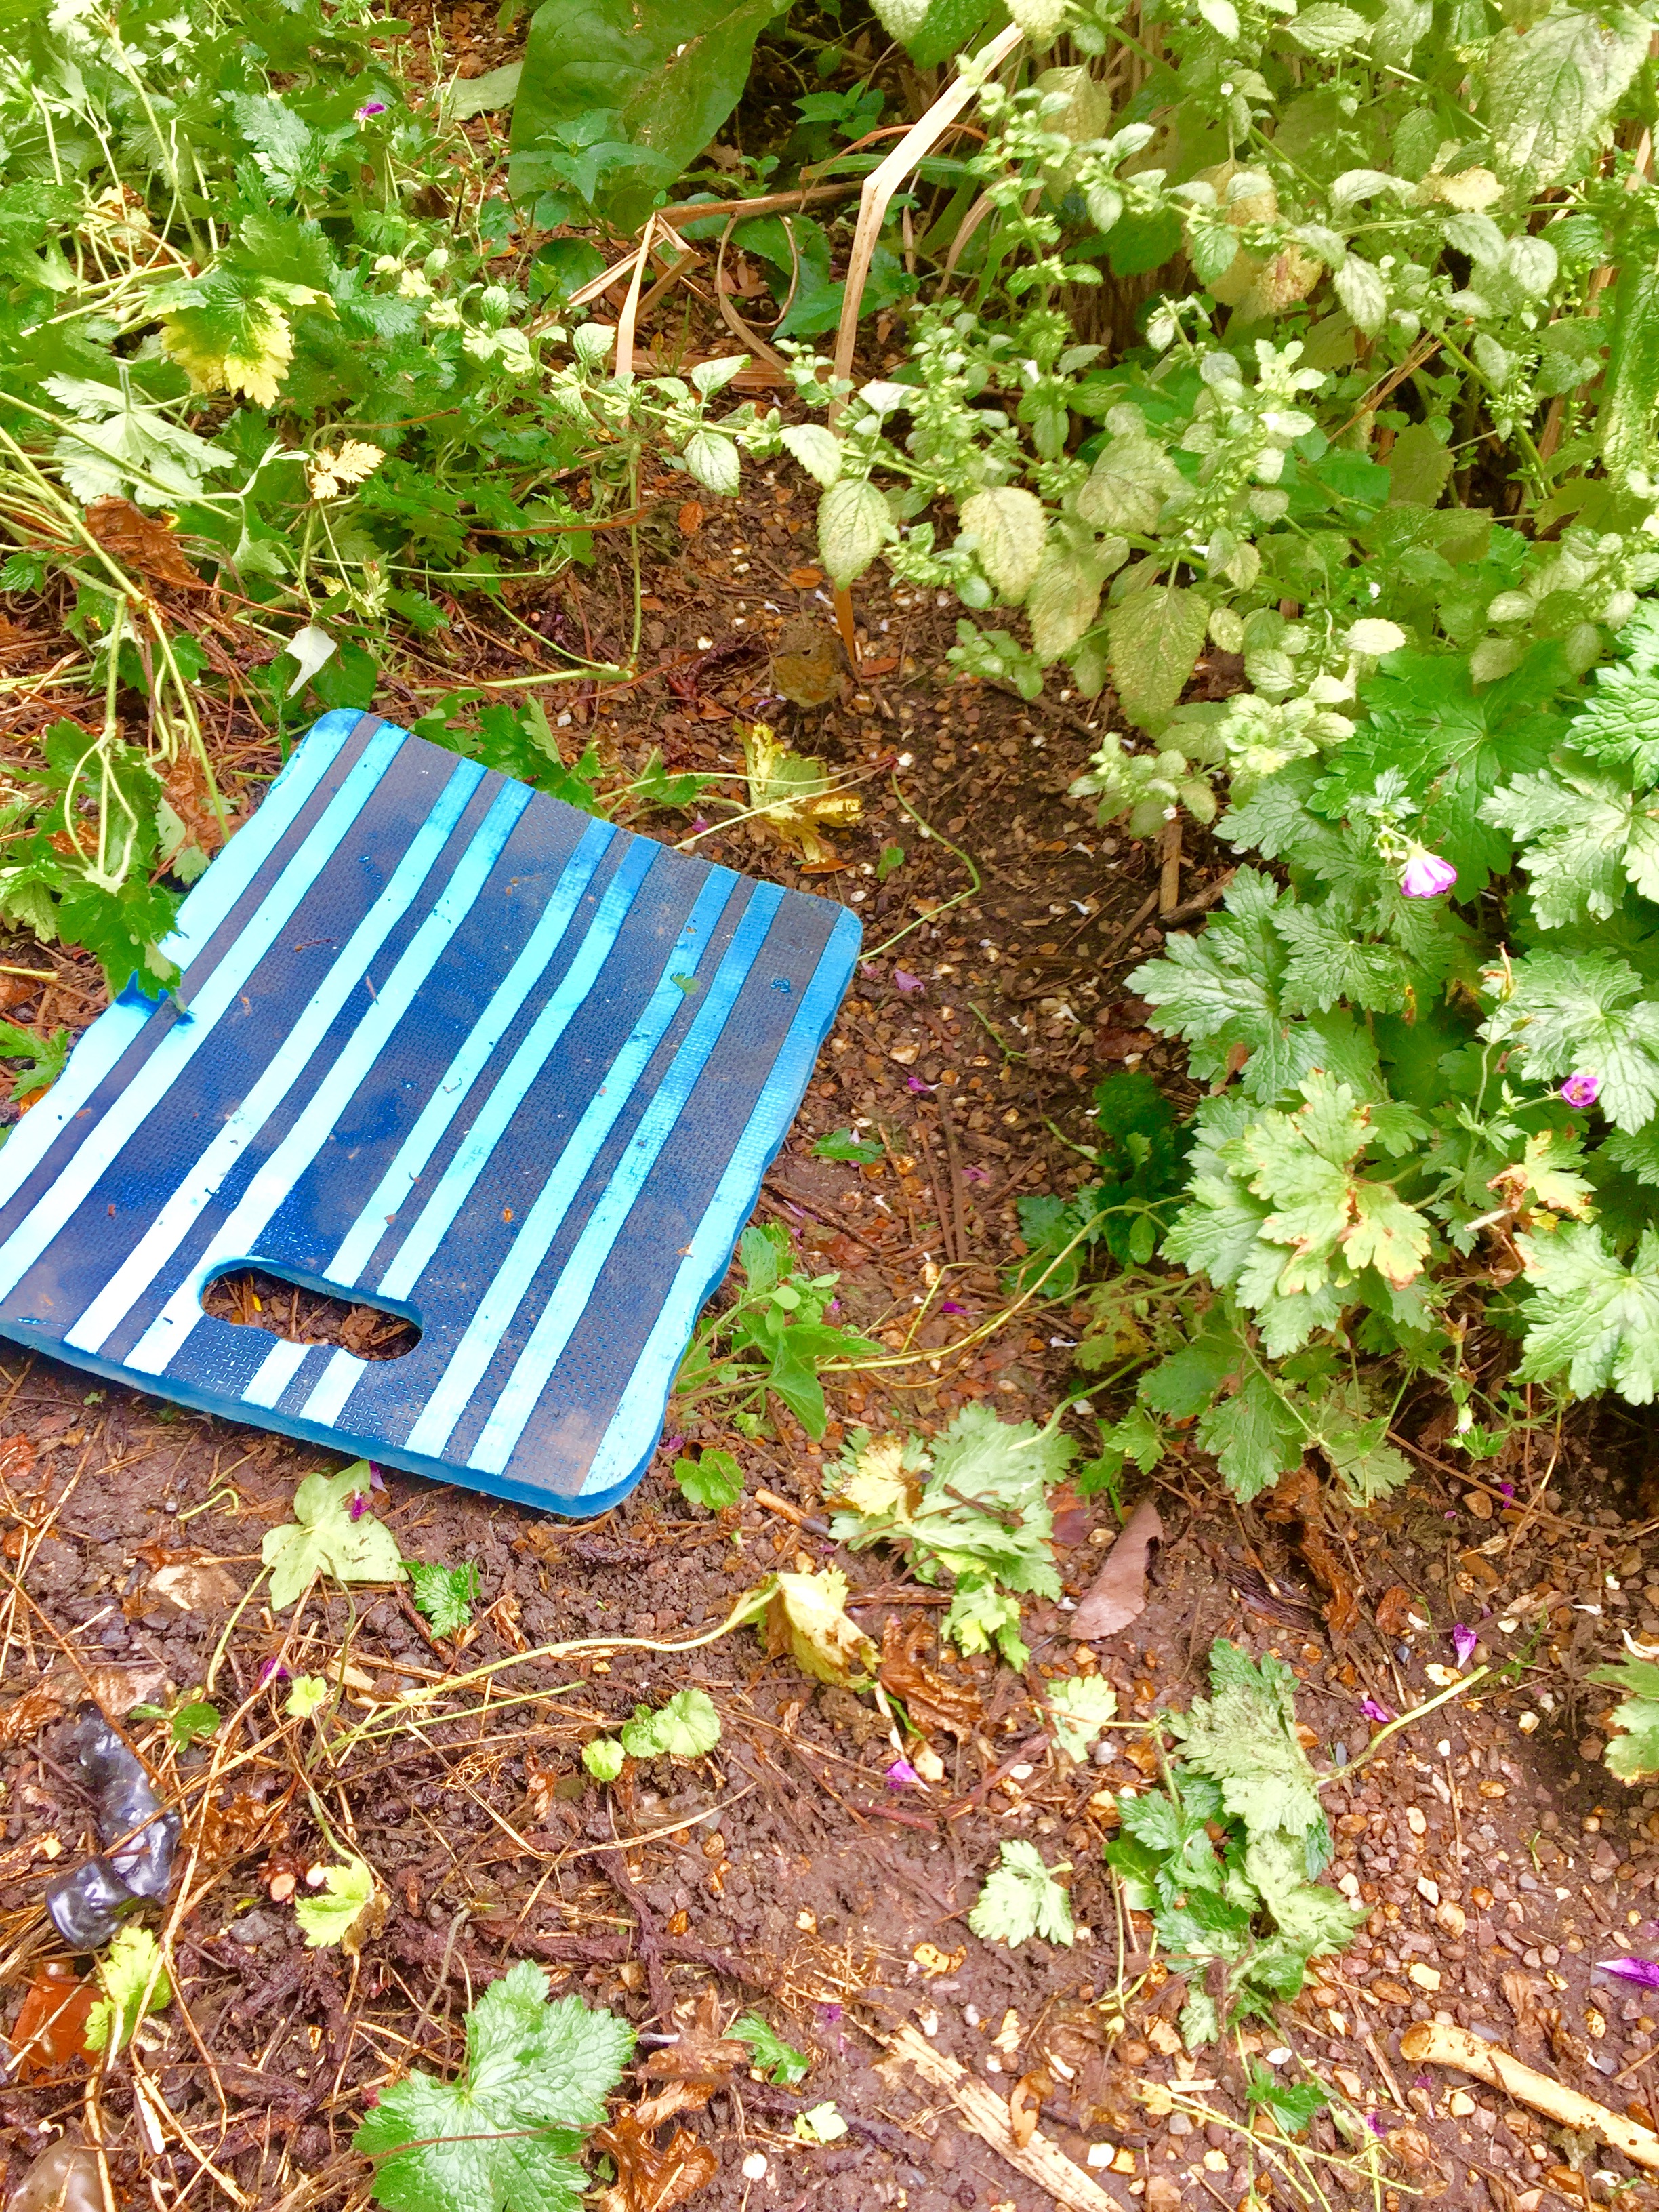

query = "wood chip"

[
  {"left": 1402, "top": 2020, "right": 1659, "bottom": 2172},
  {"left": 886, "top": 2025, "right": 1116, "bottom": 2212}
]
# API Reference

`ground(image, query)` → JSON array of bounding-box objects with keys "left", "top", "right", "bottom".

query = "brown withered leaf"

[
  {"left": 1265, "top": 1464, "right": 1358, "bottom": 1637},
  {"left": 1500, "top": 1969, "right": 1549, "bottom": 2035},
  {"left": 639, "top": 1992, "right": 746, "bottom": 2089},
  {"left": 1071, "top": 1496, "right": 1162, "bottom": 1640},
  {"left": 8, "top": 1962, "right": 94, "bottom": 2080},
  {"left": 1383, "top": 2126, "right": 1452, "bottom": 2195},
  {"left": 879, "top": 1616, "right": 980, "bottom": 1740},
  {"left": 147, "top": 1559, "right": 242, "bottom": 1614},
  {"left": 0, "top": 1685, "right": 65, "bottom": 1748},
  {"left": 200, "top": 1789, "right": 276, "bottom": 1861},
  {"left": 1374, "top": 1584, "right": 1417, "bottom": 1639},
  {"left": 524, "top": 1748, "right": 557, "bottom": 1826},
  {"left": 593, "top": 2110, "right": 718, "bottom": 2212},
  {"left": 75, "top": 1662, "right": 168, "bottom": 1716},
  {"left": 84, "top": 498, "right": 205, "bottom": 592}
]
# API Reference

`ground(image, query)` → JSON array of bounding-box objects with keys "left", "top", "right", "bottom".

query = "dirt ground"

[{"left": 1, "top": 439, "right": 1658, "bottom": 2212}]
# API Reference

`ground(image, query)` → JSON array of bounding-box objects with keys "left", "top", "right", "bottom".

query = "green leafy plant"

[
  {"left": 132, "top": 1694, "right": 221, "bottom": 1751},
  {"left": 84, "top": 1927, "right": 170, "bottom": 2055},
  {"left": 828, "top": 1405, "right": 1075, "bottom": 1666},
  {"left": 1107, "top": 1642, "right": 1361, "bottom": 2044},
  {"left": 732, "top": 2013, "right": 810, "bottom": 2087},
  {"left": 813, "top": 1128, "right": 884, "bottom": 1165},
  {"left": 676, "top": 1224, "right": 884, "bottom": 1439},
  {"left": 1044, "top": 1675, "right": 1118, "bottom": 1761},
  {"left": 617, "top": 1687, "right": 722, "bottom": 1760},
  {"left": 1244, "top": 2061, "right": 1329, "bottom": 2139},
  {"left": 405, "top": 1560, "right": 480, "bottom": 1639},
  {"left": 969, "top": 1839, "right": 1076, "bottom": 1948},
  {"left": 262, "top": 1465, "right": 405, "bottom": 1610},
  {"left": 672, "top": 1449, "right": 744, "bottom": 1512},
  {"left": 285, "top": 1675, "right": 331, "bottom": 1720},
  {"left": 581, "top": 1737, "right": 626, "bottom": 1783},
  {"left": 355, "top": 1964, "right": 633, "bottom": 2212},
  {"left": 1591, "top": 1654, "right": 1659, "bottom": 1783},
  {"left": 296, "top": 1860, "right": 378, "bottom": 1951}
]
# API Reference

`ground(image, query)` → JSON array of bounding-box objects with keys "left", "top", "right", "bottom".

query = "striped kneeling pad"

[{"left": 0, "top": 710, "right": 861, "bottom": 1514}]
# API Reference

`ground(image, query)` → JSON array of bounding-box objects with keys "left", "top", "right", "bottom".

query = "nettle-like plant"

[{"left": 750, "top": 0, "right": 1659, "bottom": 1486}]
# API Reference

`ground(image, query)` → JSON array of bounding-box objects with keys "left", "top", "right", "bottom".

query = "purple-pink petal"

[
  {"left": 1399, "top": 849, "right": 1457, "bottom": 899},
  {"left": 1452, "top": 1624, "right": 1477, "bottom": 1668},
  {"left": 367, "top": 1462, "right": 386, "bottom": 1492},
  {"left": 1561, "top": 1071, "right": 1601, "bottom": 1109},
  {"left": 1359, "top": 1697, "right": 1392, "bottom": 1723},
  {"left": 356, "top": 100, "right": 388, "bottom": 117},
  {"left": 259, "top": 1658, "right": 289, "bottom": 1688},
  {"left": 962, "top": 1163, "right": 991, "bottom": 1185},
  {"left": 907, "top": 1075, "right": 935, "bottom": 1094},
  {"left": 1599, "top": 1957, "right": 1659, "bottom": 1990},
  {"left": 940, "top": 1300, "right": 968, "bottom": 1315},
  {"left": 885, "top": 1757, "right": 921, "bottom": 1790},
  {"left": 349, "top": 1491, "right": 368, "bottom": 1522},
  {"left": 893, "top": 968, "right": 924, "bottom": 994}
]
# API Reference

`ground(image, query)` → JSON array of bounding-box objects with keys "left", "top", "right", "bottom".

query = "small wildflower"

[
  {"left": 1500, "top": 1481, "right": 1516, "bottom": 1501},
  {"left": 1399, "top": 846, "right": 1457, "bottom": 898},
  {"left": 907, "top": 1075, "right": 935, "bottom": 1094},
  {"left": 1561, "top": 1071, "right": 1601, "bottom": 1109},
  {"left": 1452, "top": 1623, "right": 1477, "bottom": 1668},
  {"left": 258, "top": 1658, "right": 289, "bottom": 1688},
  {"left": 356, "top": 99, "right": 388, "bottom": 118}
]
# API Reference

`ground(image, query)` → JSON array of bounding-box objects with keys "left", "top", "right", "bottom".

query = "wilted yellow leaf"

[{"left": 741, "top": 722, "right": 861, "bottom": 864}]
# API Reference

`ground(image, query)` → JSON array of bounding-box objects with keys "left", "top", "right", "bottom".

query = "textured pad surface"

[{"left": 0, "top": 711, "right": 860, "bottom": 1514}]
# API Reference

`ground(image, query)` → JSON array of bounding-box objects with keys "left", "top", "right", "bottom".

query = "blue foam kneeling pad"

[{"left": 0, "top": 710, "right": 861, "bottom": 1514}]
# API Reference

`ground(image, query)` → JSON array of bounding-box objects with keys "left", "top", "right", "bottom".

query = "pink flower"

[
  {"left": 1359, "top": 1697, "right": 1392, "bottom": 1723},
  {"left": 1599, "top": 1957, "right": 1659, "bottom": 1990},
  {"left": 1561, "top": 1071, "right": 1601, "bottom": 1109},
  {"left": 885, "top": 1758, "right": 921, "bottom": 1790},
  {"left": 1452, "top": 1624, "right": 1477, "bottom": 1668},
  {"left": 367, "top": 1462, "right": 386, "bottom": 1492},
  {"left": 893, "top": 968, "right": 924, "bottom": 995},
  {"left": 348, "top": 1491, "right": 368, "bottom": 1522},
  {"left": 355, "top": 100, "right": 388, "bottom": 118},
  {"left": 1399, "top": 847, "right": 1457, "bottom": 898},
  {"left": 941, "top": 1300, "right": 968, "bottom": 1315},
  {"left": 962, "top": 1163, "right": 991, "bottom": 1186},
  {"left": 258, "top": 1658, "right": 288, "bottom": 1688}
]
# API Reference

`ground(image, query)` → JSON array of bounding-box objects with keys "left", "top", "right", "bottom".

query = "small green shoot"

[
  {"left": 1244, "top": 2059, "right": 1328, "bottom": 2138},
  {"left": 732, "top": 2012, "right": 810, "bottom": 2087},
  {"left": 618, "top": 1687, "right": 721, "bottom": 1760},
  {"left": 84, "top": 1927, "right": 170, "bottom": 2054},
  {"left": 295, "top": 1860, "right": 378, "bottom": 1952},
  {"left": 285, "top": 1675, "right": 330, "bottom": 1720},
  {"left": 875, "top": 843, "right": 905, "bottom": 883},
  {"left": 812, "top": 1127, "right": 883, "bottom": 1164},
  {"left": 1044, "top": 1676, "right": 1118, "bottom": 1761},
  {"left": 354, "top": 1963, "right": 633, "bottom": 2212},
  {"left": 582, "top": 1738, "right": 626, "bottom": 1782},
  {"left": 969, "top": 1841, "right": 1076, "bottom": 1950},
  {"left": 405, "top": 1559, "right": 480, "bottom": 1638},
  {"left": 672, "top": 1450, "right": 743, "bottom": 1511},
  {"left": 262, "top": 1463, "right": 404, "bottom": 1610},
  {"left": 132, "top": 1694, "right": 221, "bottom": 1752}
]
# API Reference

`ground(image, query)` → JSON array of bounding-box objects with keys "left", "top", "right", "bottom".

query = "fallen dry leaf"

[
  {"left": 1265, "top": 1464, "right": 1358, "bottom": 1636},
  {"left": 677, "top": 502, "right": 705, "bottom": 535},
  {"left": 524, "top": 1748, "right": 557, "bottom": 1826},
  {"left": 640, "top": 1991, "right": 747, "bottom": 2089},
  {"left": 77, "top": 1662, "right": 169, "bottom": 1716},
  {"left": 786, "top": 565, "right": 823, "bottom": 588},
  {"left": 593, "top": 2110, "right": 718, "bottom": 2212},
  {"left": 84, "top": 497, "right": 205, "bottom": 592},
  {"left": 1374, "top": 1584, "right": 1417, "bottom": 1638},
  {"left": 8, "top": 1961, "right": 94, "bottom": 2080},
  {"left": 147, "top": 1560, "right": 242, "bottom": 1614},
  {"left": 0, "top": 1685, "right": 65, "bottom": 1748},
  {"left": 880, "top": 1617, "right": 980, "bottom": 1739},
  {"left": 1071, "top": 1498, "right": 1162, "bottom": 1640}
]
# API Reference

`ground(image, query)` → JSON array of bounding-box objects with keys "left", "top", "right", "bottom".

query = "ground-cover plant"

[
  {"left": 722, "top": 0, "right": 1659, "bottom": 1489},
  {"left": 1107, "top": 1640, "right": 1361, "bottom": 2042}
]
